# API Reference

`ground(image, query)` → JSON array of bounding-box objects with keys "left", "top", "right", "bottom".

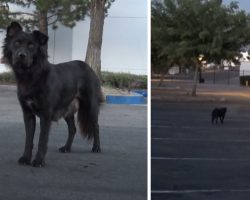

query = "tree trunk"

[
  {"left": 198, "top": 66, "right": 202, "bottom": 81},
  {"left": 85, "top": 0, "right": 106, "bottom": 80},
  {"left": 159, "top": 72, "right": 165, "bottom": 86},
  {"left": 38, "top": 10, "right": 48, "bottom": 54},
  {"left": 191, "top": 64, "right": 199, "bottom": 96}
]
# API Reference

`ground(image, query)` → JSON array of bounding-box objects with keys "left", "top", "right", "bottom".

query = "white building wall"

[{"left": 48, "top": 25, "right": 73, "bottom": 64}]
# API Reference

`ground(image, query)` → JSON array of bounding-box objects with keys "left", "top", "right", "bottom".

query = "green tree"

[
  {"left": 0, "top": 0, "right": 89, "bottom": 33},
  {"left": 152, "top": 0, "right": 250, "bottom": 96},
  {"left": 0, "top": 0, "right": 89, "bottom": 52}
]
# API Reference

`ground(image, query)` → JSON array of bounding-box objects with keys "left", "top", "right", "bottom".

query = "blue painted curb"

[
  {"left": 106, "top": 94, "right": 146, "bottom": 104},
  {"left": 131, "top": 90, "right": 147, "bottom": 97}
]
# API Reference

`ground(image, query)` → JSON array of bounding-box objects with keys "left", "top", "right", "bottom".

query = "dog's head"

[
  {"left": 3, "top": 22, "right": 48, "bottom": 70},
  {"left": 222, "top": 107, "right": 227, "bottom": 113}
]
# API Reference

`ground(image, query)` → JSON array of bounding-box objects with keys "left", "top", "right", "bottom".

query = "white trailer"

[
  {"left": 240, "top": 61, "right": 250, "bottom": 76},
  {"left": 240, "top": 61, "right": 250, "bottom": 85}
]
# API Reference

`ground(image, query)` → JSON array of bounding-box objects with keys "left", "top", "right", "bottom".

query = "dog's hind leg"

[
  {"left": 59, "top": 115, "right": 76, "bottom": 153},
  {"left": 215, "top": 117, "right": 218, "bottom": 124},
  {"left": 92, "top": 123, "right": 101, "bottom": 152}
]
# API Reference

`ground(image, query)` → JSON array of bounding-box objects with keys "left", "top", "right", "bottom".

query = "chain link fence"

[{"left": 152, "top": 68, "right": 243, "bottom": 86}]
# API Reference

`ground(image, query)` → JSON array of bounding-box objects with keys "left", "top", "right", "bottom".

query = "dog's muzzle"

[{"left": 13, "top": 50, "right": 32, "bottom": 68}]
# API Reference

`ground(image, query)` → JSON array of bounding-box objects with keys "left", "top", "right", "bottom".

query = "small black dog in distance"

[
  {"left": 211, "top": 107, "right": 227, "bottom": 124},
  {"left": 3, "top": 22, "right": 103, "bottom": 167}
]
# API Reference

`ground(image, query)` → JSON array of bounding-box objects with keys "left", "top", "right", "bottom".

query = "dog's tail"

[
  {"left": 77, "top": 91, "right": 100, "bottom": 140},
  {"left": 99, "top": 88, "right": 106, "bottom": 104},
  {"left": 77, "top": 97, "right": 99, "bottom": 140}
]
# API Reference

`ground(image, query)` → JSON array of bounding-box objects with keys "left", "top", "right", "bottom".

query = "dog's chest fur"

[
  {"left": 19, "top": 84, "right": 79, "bottom": 121},
  {"left": 25, "top": 98, "right": 78, "bottom": 121},
  {"left": 26, "top": 99, "right": 37, "bottom": 112}
]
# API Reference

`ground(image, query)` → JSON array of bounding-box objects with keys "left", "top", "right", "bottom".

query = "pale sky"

[{"left": 223, "top": 0, "right": 250, "bottom": 12}]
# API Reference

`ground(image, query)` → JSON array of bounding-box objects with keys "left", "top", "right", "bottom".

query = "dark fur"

[
  {"left": 211, "top": 107, "right": 227, "bottom": 124},
  {"left": 3, "top": 22, "right": 103, "bottom": 167}
]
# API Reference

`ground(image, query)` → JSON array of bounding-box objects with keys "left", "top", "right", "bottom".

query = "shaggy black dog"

[
  {"left": 3, "top": 22, "right": 103, "bottom": 167},
  {"left": 211, "top": 107, "right": 227, "bottom": 124}
]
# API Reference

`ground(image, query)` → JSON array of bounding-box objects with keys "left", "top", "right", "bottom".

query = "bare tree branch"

[
  {"left": 48, "top": 16, "right": 59, "bottom": 25},
  {"left": 48, "top": 13, "right": 57, "bottom": 19},
  {"left": 8, "top": 12, "right": 35, "bottom": 17}
]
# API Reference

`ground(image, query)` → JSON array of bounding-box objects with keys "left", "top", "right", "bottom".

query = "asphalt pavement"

[
  {"left": 152, "top": 100, "right": 250, "bottom": 200},
  {"left": 0, "top": 85, "right": 147, "bottom": 200}
]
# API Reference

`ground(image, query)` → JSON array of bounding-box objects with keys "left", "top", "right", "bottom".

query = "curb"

[
  {"left": 106, "top": 93, "right": 146, "bottom": 105},
  {"left": 131, "top": 90, "right": 148, "bottom": 97}
]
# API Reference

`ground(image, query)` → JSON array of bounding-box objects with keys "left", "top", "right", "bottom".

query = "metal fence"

[
  {"left": 199, "top": 69, "right": 239, "bottom": 85},
  {"left": 152, "top": 68, "right": 242, "bottom": 85}
]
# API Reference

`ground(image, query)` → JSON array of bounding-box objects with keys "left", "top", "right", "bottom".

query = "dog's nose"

[{"left": 18, "top": 52, "right": 27, "bottom": 58}]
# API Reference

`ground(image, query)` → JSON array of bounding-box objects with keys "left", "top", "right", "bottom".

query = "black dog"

[
  {"left": 211, "top": 107, "right": 227, "bottom": 124},
  {"left": 3, "top": 22, "right": 103, "bottom": 167}
]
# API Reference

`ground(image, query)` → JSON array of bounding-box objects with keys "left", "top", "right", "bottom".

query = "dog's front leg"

[
  {"left": 220, "top": 117, "right": 224, "bottom": 124},
  {"left": 18, "top": 110, "right": 36, "bottom": 165},
  {"left": 32, "top": 116, "right": 51, "bottom": 167}
]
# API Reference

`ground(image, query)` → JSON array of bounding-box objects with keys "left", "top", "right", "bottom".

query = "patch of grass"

[
  {"left": 101, "top": 71, "right": 147, "bottom": 89},
  {"left": 0, "top": 72, "right": 15, "bottom": 83}
]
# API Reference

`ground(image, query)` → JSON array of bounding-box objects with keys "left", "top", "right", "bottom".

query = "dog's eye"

[
  {"left": 28, "top": 43, "right": 34, "bottom": 49},
  {"left": 14, "top": 41, "right": 21, "bottom": 46}
]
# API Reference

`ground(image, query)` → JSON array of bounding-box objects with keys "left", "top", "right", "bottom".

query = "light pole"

[{"left": 198, "top": 54, "right": 204, "bottom": 83}]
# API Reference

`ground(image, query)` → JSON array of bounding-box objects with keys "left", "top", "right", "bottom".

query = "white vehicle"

[
  {"left": 240, "top": 61, "right": 250, "bottom": 76},
  {"left": 168, "top": 66, "right": 179, "bottom": 75}
]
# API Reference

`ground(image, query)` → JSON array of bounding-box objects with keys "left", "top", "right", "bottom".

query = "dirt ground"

[{"left": 152, "top": 79, "right": 250, "bottom": 104}]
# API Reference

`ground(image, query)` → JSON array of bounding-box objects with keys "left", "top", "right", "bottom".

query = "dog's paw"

[
  {"left": 92, "top": 145, "right": 101, "bottom": 153},
  {"left": 18, "top": 156, "right": 31, "bottom": 165},
  {"left": 59, "top": 146, "right": 71, "bottom": 153},
  {"left": 32, "top": 158, "right": 45, "bottom": 167}
]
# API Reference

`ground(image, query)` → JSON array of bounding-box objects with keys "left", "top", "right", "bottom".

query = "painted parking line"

[
  {"left": 152, "top": 137, "right": 250, "bottom": 143},
  {"left": 152, "top": 124, "right": 250, "bottom": 130},
  {"left": 152, "top": 157, "right": 250, "bottom": 161},
  {"left": 152, "top": 189, "right": 250, "bottom": 194},
  {"left": 151, "top": 125, "right": 172, "bottom": 128}
]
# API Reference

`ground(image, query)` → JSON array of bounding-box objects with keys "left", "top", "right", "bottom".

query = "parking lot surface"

[
  {"left": 152, "top": 100, "right": 250, "bottom": 200},
  {"left": 0, "top": 85, "right": 147, "bottom": 200}
]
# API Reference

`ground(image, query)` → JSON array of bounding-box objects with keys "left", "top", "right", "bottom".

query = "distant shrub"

[
  {"left": 0, "top": 71, "right": 148, "bottom": 89},
  {"left": 101, "top": 71, "right": 147, "bottom": 89},
  {"left": 0, "top": 72, "right": 15, "bottom": 83}
]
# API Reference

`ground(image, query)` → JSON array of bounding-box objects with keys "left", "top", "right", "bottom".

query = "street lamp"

[{"left": 198, "top": 54, "right": 204, "bottom": 62}]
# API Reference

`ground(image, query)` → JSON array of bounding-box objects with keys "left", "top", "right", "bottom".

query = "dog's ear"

[
  {"left": 7, "top": 22, "right": 22, "bottom": 37},
  {"left": 33, "top": 30, "right": 48, "bottom": 46}
]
